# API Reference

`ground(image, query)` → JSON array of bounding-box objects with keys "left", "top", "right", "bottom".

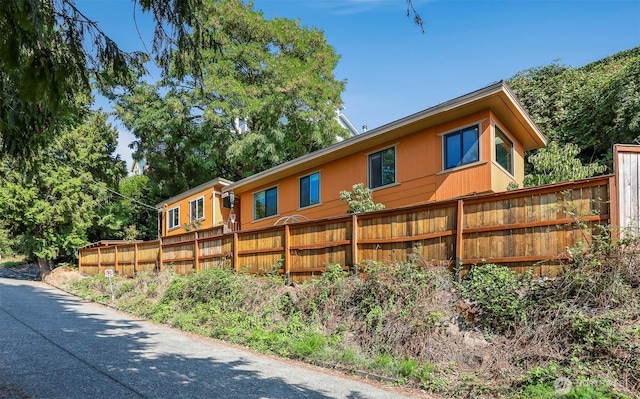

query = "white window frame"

[
  {"left": 167, "top": 206, "right": 180, "bottom": 230},
  {"left": 189, "top": 196, "right": 205, "bottom": 222}
]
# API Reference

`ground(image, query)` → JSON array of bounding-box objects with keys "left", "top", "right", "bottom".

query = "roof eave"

[
  {"left": 156, "top": 177, "right": 234, "bottom": 208},
  {"left": 225, "top": 81, "right": 547, "bottom": 193}
]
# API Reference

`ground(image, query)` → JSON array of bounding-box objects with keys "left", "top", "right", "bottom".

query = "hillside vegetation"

[
  {"left": 508, "top": 46, "right": 640, "bottom": 169},
  {"left": 62, "top": 232, "right": 640, "bottom": 398}
]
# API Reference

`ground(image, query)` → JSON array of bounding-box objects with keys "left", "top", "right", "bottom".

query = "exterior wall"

[
  {"left": 490, "top": 111, "right": 525, "bottom": 193},
  {"left": 432, "top": 112, "right": 493, "bottom": 200},
  {"left": 163, "top": 189, "right": 211, "bottom": 237},
  {"left": 162, "top": 187, "right": 230, "bottom": 237},
  {"left": 220, "top": 196, "right": 241, "bottom": 230},
  {"left": 240, "top": 110, "right": 525, "bottom": 229}
]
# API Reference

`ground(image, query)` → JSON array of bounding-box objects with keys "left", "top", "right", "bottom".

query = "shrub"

[
  {"left": 459, "top": 264, "right": 535, "bottom": 333},
  {"left": 339, "top": 183, "right": 384, "bottom": 214}
]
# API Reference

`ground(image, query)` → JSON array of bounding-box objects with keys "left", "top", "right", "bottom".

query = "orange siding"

[
  {"left": 163, "top": 189, "right": 214, "bottom": 236},
  {"left": 433, "top": 113, "right": 493, "bottom": 200},
  {"left": 162, "top": 184, "right": 231, "bottom": 237},
  {"left": 241, "top": 110, "right": 526, "bottom": 229}
]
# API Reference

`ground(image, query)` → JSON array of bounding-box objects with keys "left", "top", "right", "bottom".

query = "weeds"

[
  {"left": 62, "top": 233, "right": 640, "bottom": 398},
  {"left": 0, "top": 259, "right": 28, "bottom": 269},
  {"left": 458, "top": 263, "right": 536, "bottom": 334}
]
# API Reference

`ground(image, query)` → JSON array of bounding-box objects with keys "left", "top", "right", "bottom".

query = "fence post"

[
  {"left": 455, "top": 199, "right": 464, "bottom": 283},
  {"left": 114, "top": 246, "right": 119, "bottom": 275},
  {"left": 158, "top": 238, "right": 163, "bottom": 272},
  {"left": 97, "top": 247, "right": 102, "bottom": 274},
  {"left": 284, "top": 225, "right": 291, "bottom": 284},
  {"left": 78, "top": 249, "right": 83, "bottom": 274},
  {"left": 194, "top": 231, "right": 200, "bottom": 272},
  {"left": 233, "top": 232, "right": 239, "bottom": 272},
  {"left": 134, "top": 243, "right": 138, "bottom": 276},
  {"left": 608, "top": 174, "right": 619, "bottom": 241},
  {"left": 351, "top": 214, "right": 359, "bottom": 275}
]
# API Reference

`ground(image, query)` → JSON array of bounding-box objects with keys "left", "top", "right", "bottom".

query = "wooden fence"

[{"left": 79, "top": 175, "right": 613, "bottom": 281}]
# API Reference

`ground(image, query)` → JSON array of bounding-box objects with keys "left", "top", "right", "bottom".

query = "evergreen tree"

[{"left": 0, "top": 109, "right": 126, "bottom": 274}]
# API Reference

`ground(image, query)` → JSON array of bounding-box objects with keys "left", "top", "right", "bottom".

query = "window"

[
  {"left": 368, "top": 147, "right": 396, "bottom": 189},
  {"left": 299, "top": 172, "right": 320, "bottom": 208},
  {"left": 494, "top": 126, "right": 513, "bottom": 175},
  {"left": 189, "top": 196, "right": 204, "bottom": 221},
  {"left": 254, "top": 187, "right": 278, "bottom": 220},
  {"left": 444, "top": 125, "right": 480, "bottom": 169},
  {"left": 167, "top": 207, "right": 180, "bottom": 230}
]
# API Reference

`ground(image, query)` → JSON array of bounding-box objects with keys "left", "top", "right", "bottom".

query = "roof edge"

[
  {"left": 156, "top": 177, "right": 234, "bottom": 208},
  {"left": 501, "top": 83, "right": 548, "bottom": 149},
  {"left": 226, "top": 81, "right": 511, "bottom": 192}
]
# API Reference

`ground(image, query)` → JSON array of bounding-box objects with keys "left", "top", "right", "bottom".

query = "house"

[
  {"left": 130, "top": 159, "right": 147, "bottom": 176},
  {"left": 335, "top": 105, "right": 361, "bottom": 139},
  {"left": 158, "top": 81, "right": 547, "bottom": 235},
  {"left": 156, "top": 178, "right": 235, "bottom": 237}
]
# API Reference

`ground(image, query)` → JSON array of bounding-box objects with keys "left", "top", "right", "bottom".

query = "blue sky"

[{"left": 77, "top": 0, "right": 640, "bottom": 171}]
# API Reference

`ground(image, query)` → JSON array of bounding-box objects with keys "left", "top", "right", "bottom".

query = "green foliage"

[
  {"left": 514, "top": 363, "right": 559, "bottom": 398},
  {"left": 0, "top": 0, "right": 210, "bottom": 157},
  {"left": 320, "top": 263, "right": 350, "bottom": 283},
  {"left": 568, "top": 312, "right": 625, "bottom": 357},
  {"left": 508, "top": 47, "right": 640, "bottom": 169},
  {"left": 1, "top": 1, "right": 94, "bottom": 156},
  {"left": 0, "top": 221, "right": 20, "bottom": 257},
  {"left": 116, "top": 0, "right": 348, "bottom": 200},
  {"left": 565, "top": 384, "right": 630, "bottom": 399},
  {"left": 1, "top": 260, "right": 27, "bottom": 269},
  {"left": 115, "top": 280, "right": 135, "bottom": 296},
  {"left": 290, "top": 333, "right": 328, "bottom": 359},
  {"left": 459, "top": 264, "right": 535, "bottom": 333},
  {"left": 339, "top": 183, "right": 385, "bottom": 214},
  {"left": 117, "top": 175, "right": 157, "bottom": 241},
  {"left": 0, "top": 109, "right": 127, "bottom": 266},
  {"left": 123, "top": 225, "right": 140, "bottom": 243},
  {"left": 524, "top": 141, "right": 607, "bottom": 187},
  {"left": 398, "top": 357, "right": 419, "bottom": 378}
]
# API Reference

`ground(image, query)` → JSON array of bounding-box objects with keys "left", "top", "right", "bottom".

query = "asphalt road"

[{"left": 0, "top": 278, "right": 425, "bottom": 399}]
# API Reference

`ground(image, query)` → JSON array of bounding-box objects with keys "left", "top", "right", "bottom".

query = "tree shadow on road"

[{"left": 0, "top": 279, "right": 398, "bottom": 399}]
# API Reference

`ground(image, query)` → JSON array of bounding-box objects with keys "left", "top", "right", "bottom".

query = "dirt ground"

[
  {"left": 0, "top": 263, "right": 83, "bottom": 286},
  {"left": 42, "top": 265, "right": 84, "bottom": 288}
]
